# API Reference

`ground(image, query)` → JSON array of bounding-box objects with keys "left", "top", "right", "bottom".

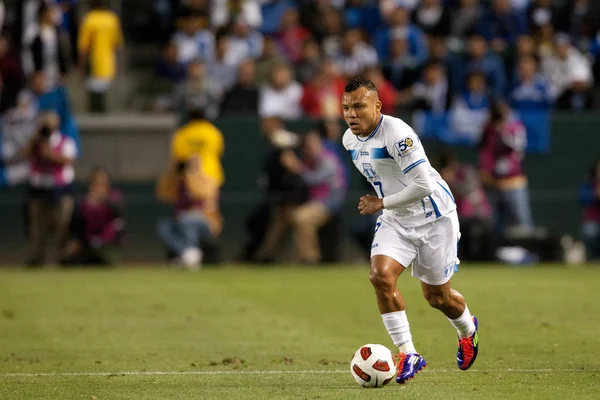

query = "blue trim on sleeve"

[
  {"left": 402, "top": 159, "right": 426, "bottom": 174},
  {"left": 348, "top": 149, "right": 358, "bottom": 160},
  {"left": 437, "top": 181, "right": 455, "bottom": 203},
  {"left": 429, "top": 195, "right": 442, "bottom": 218}
]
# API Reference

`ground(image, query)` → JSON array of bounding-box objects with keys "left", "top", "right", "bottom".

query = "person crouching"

[{"left": 156, "top": 156, "right": 222, "bottom": 270}]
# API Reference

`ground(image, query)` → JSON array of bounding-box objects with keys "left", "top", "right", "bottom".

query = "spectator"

[
  {"left": 333, "top": 28, "right": 378, "bottom": 78},
  {"left": 255, "top": 35, "right": 286, "bottom": 85},
  {"left": 257, "top": 130, "right": 347, "bottom": 264},
  {"left": 170, "top": 100, "right": 225, "bottom": 187},
  {"left": 258, "top": 62, "right": 303, "bottom": 120},
  {"left": 508, "top": 34, "right": 538, "bottom": 81},
  {"left": 400, "top": 61, "right": 451, "bottom": 113},
  {"left": 155, "top": 41, "right": 187, "bottom": 84},
  {"left": 30, "top": 3, "right": 68, "bottom": 90},
  {"left": 220, "top": 59, "right": 259, "bottom": 115},
  {"left": 78, "top": 0, "right": 124, "bottom": 113},
  {"left": 385, "top": 35, "right": 421, "bottom": 90},
  {"left": 240, "top": 117, "right": 305, "bottom": 262},
  {"left": 24, "top": 111, "right": 77, "bottom": 266},
  {"left": 364, "top": 67, "right": 398, "bottom": 115},
  {"left": 343, "top": 0, "right": 381, "bottom": 36},
  {"left": 227, "top": 15, "right": 264, "bottom": 66},
  {"left": 319, "top": 7, "right": 345, "bottom": 59},
  {"left": 579, "top": 157, "right": 600, "bottom": 261},
  {"left": 448, "top": 35, "right": 507, "bottom": 99},
  {"left": 156, "top": 155, "right": 222, "bottom": 270},
  {"left": 174, "top": 59, "right": 223, "bottom": 123},
  {"left": 0, "top": 35, "right": 25, "bottom": 112},
  {"left": 171, "top": 12, "right": 215, "bottom": 64},
  {"left": 295, "top": 38, "right": 321, "bottom": 84},
  {"left": 541, "top": 33, "right": 593, "bottom": 100},
  {"left": 436, "top": 149, "right": 494, "bottom": 261},
  {"left": 413, "top": 0, "right": 451, "bottom": 39},
  {"left": 555, "top": 63, "right": 596, "bottom": 111},
  {"left": 260, "top": 0, "right": 296, "bottom": 36},
  {"left": 299, "top": 0, "right": 335, "bottom": 42},
  {"left": 527, "top": 0, "right": 561, "bottom": 36},
  {"left": 211, "top": 0, "right": 262, "bottom": 30},
  {"left": 449, "top": 71, "right": 491, "bottom": 144},
  {"left": 450, "top": 0, "right": 482, "bottom": 44},
  {"left": 510, "top": 56, "right": 554, "bottom": 111},
  {"left": 277, "top": 7, "right": 310, "bottom": 63},
  {"left": 479, "top": 101, "right": 533, "bottom": 240},
  {"left": 476, "top": 0, "right": 527, "bottom": 53},
  {"left": 301, "top": 59, "right": 345, "bottom": 119},
  {"left": 206, "top": 34, "right": 237, "bottom": 92},
  {"left": 373, "top": 6, "right": 428, "bottom": 65},
  {"left": 63, "top": 167, "right": 125, "bottom": 266}
]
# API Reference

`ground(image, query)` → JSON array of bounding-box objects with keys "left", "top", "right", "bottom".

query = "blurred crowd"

[
  {"left": 0, "top": 0, "right": 598, "bottom": 267},
  {"left": 146, "top": 0, "right": 600, "bottom": 122}
]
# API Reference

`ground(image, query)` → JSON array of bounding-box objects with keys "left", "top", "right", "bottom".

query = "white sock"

[
  {"left": 448, "top": 305, "right": 476, "bottom": 338},
  {"left": 382, "top": 311, "right": 417, "bottom": 354}
]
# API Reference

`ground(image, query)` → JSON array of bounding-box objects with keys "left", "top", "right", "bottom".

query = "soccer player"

[{"left": 341, "top": 78, "right": 479, "bottom": 384}]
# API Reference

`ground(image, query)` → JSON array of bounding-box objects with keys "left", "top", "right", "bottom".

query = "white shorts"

[{"left": 370, "top": 210, "right": 460, "bottom": 286}]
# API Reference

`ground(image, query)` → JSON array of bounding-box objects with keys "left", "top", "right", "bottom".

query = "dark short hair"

[{"left": 344, "top": 77, "right": 377, "bottom": 93}]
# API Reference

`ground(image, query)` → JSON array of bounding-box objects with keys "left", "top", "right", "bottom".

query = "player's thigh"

[
  {"left": 413, "top": 211, "right": 460, "bottom": 286},
  {"left": 370, "top": 215, "right": 417, "bottom": 276}
]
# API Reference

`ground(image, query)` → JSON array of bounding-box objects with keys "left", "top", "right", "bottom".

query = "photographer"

[
  {"left": 24, "top": 111, "right": 77, "bottom": 266},
  {"left": 156, "top": 156, "right": 222, "bottom": 270}
]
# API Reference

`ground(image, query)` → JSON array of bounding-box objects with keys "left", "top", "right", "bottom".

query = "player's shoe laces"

[
  {"left": 394, "top": 353, "right": 426, "bottom": 384},
  {"left": 457, "top": 315, "right": 479, "bottom": 370}
]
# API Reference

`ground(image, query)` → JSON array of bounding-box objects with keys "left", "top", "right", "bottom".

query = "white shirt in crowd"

[{"left": 258, "top": 82, "right": 304, "bottom": 120}]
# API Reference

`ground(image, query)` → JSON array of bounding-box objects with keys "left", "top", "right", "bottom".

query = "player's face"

[{"left": 342, "top": 87, "right": 382, "bottom": 137}]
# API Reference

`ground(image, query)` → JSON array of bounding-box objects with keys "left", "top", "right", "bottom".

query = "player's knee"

[
  {"left": 424, "top": 291, "right": 451, "bottom": 310},
  {"left": 369, "top": 267, "right": 395, "bottom": 292}
]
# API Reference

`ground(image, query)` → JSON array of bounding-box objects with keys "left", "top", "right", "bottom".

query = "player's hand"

[{"left": 358, "top": 195, "right": 384, "bottom": 215}]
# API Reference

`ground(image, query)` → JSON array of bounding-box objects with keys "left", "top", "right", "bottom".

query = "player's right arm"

[{"left": 381, "top": 127, "right": 434, "bottom": 210}]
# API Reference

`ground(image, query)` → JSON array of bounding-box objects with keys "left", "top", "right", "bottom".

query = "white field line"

[{"left": 0, "top": 368, "right": 595, "bottom": 378}]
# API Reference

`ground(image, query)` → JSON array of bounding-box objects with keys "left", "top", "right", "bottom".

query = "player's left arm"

[
  {"left": 358, "top": 130, "right": 434, "bottom": 214},
  {"left": 386, "top": 132, "right": 434, "bottom": 210}
]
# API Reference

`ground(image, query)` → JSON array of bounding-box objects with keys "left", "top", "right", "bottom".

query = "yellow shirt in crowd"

[
  {"left": 170, "top": 121, "right": 225, "bottom": 186},
  {"left": 78, "top": 10, "right": 123, "bottom": 80}
]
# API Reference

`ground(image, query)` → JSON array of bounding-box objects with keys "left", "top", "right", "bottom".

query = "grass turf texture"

[{"left": 0, "top": 265, "right": 599, "bottom": 399}]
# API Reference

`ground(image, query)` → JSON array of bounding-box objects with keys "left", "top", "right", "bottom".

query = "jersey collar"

[{"left": 356, "top": 115, "right": 384, "bottom": 142}]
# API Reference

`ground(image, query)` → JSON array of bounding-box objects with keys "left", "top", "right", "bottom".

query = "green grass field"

[{"left": 0, "top": 264, "right": 599, "bottom": 399}]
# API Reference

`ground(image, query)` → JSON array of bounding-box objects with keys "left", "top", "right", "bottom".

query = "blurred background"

[{"left": 0, "top": 0, "right": 599, "bottom": 267}]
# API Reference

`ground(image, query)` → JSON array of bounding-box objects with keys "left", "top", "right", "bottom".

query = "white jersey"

[{"left": 343, "top": 114, "right": 456, "bottom": 228}]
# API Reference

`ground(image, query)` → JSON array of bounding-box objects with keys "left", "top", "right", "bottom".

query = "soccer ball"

[{"left": 350, "top": 344, "right": 397, "bottom": 388}]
